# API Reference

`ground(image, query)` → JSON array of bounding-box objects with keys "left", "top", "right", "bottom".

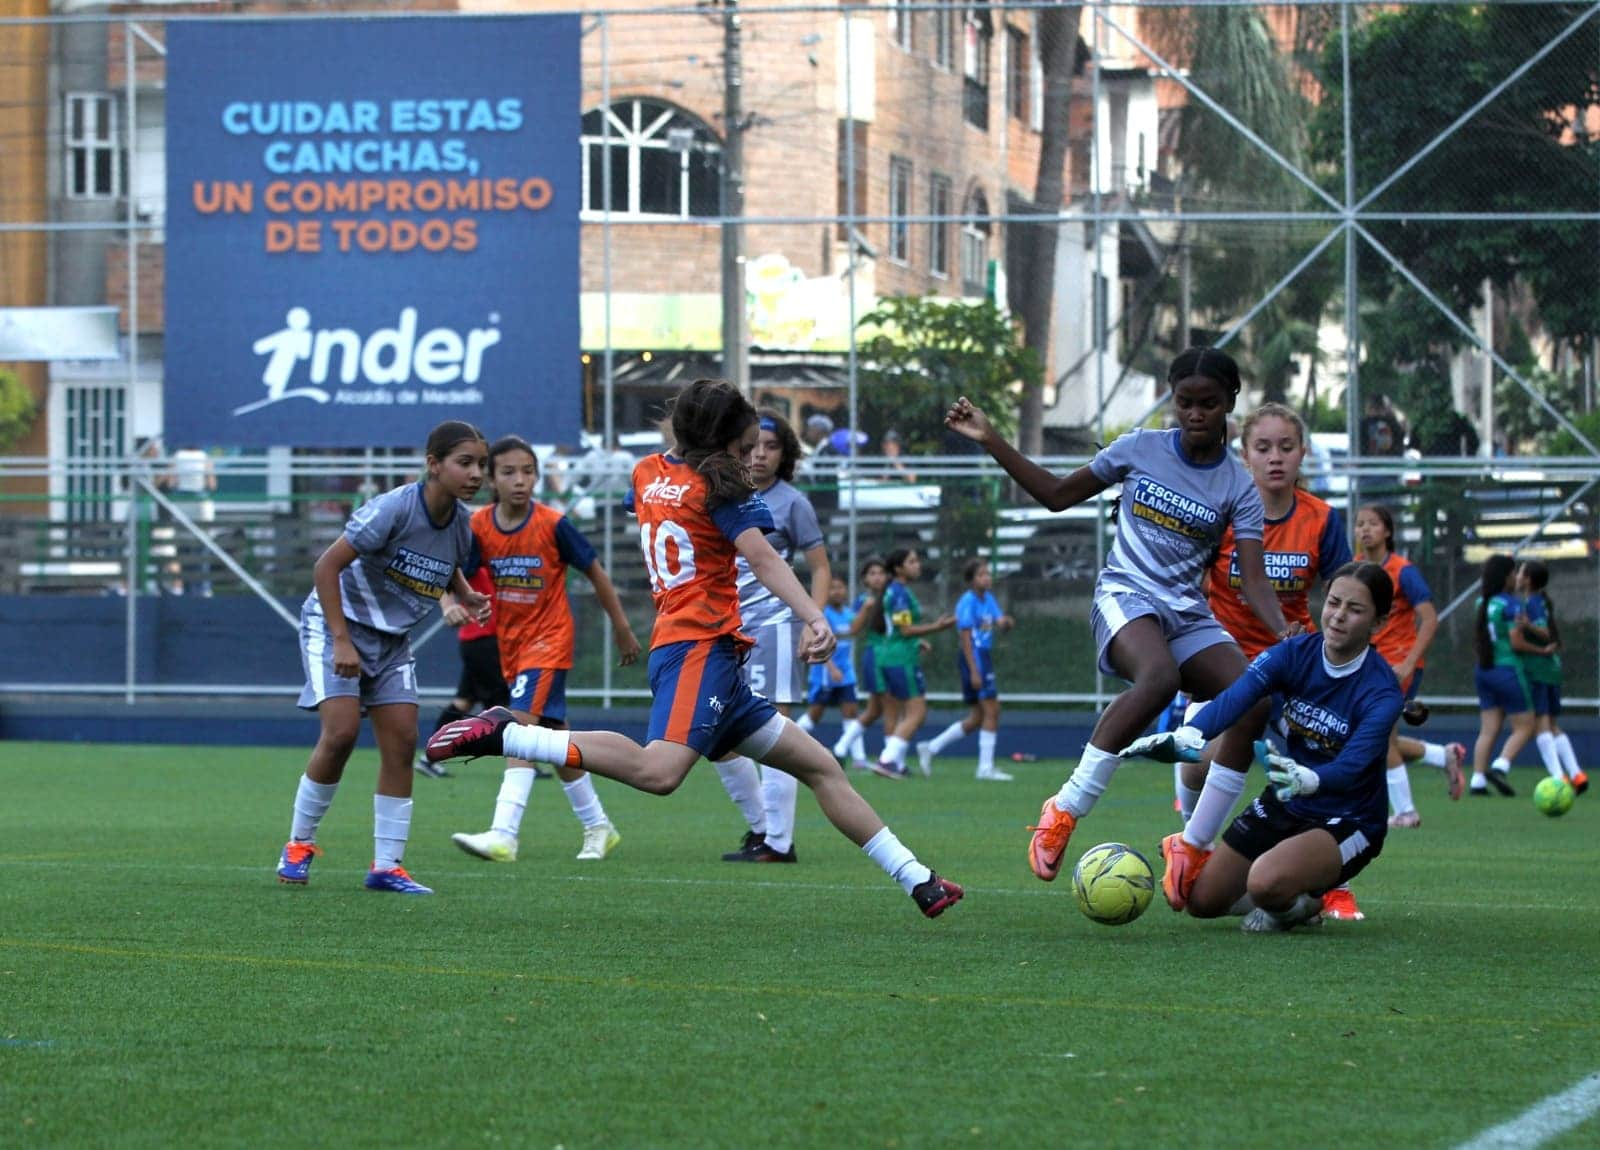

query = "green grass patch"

[{"left": 2, "top": 744, "right": 1597, "bottom": 1148}]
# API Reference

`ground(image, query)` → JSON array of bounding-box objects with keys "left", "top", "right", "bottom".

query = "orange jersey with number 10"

[{"left": 630, "top": 453, "right": 775, "bottom": 649}]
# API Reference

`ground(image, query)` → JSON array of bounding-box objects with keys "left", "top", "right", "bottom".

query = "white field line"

[
  {"left": 1456, "top": 1073, "right": 1600, "bottom": 1149},
  {"left": 0, "top": 857, "right": 1597, "bottom": 913}
]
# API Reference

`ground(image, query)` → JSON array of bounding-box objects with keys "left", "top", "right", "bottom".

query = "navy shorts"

[
  {"left": 959, "top": 648, "right": 998, "bottom": 704},
  {"left": 509, "top": 667, "right": 568, "bottom": 722},
  {"left": 1475, "top": 665, "right": 1531, "bottom": 714},
  {"left": 647, "top": 637, "right": 777, "bottom": 760},
  {"left": 456, "top": 635, "right": 510, "bottom": 708},
  {"left": 1402, "top": 666, "right": 1423, "bottom": 703},
  {"left": 879, "top": 664, "right": 926, "bottom": 701},
  {"left": 859, "top": 646, "right": 880, "bottom": 696},
  {"left": 808, "top": 683, "right": 859, "bottom": 708},
  {"left": 1223, "top": 790, "right": 1386, "bottom": 889},
  {"left": 1530, "top": 680, "right": 1562, "bottom": 718}
]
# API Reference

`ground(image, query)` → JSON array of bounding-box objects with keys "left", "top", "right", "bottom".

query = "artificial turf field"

[{"left": 2, "top": 743, "right": 1597, "bottom": 1149}]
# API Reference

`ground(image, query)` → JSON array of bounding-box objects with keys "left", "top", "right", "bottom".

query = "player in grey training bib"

[
  {"left": 946, "top": 348, "right": 1295, "bottom": 905},
  {"left": 277, "top": 420, "right": 490, "bottom": 898},
  {"left": 718, "top": 412, "right": 831, "bottom": 863}
]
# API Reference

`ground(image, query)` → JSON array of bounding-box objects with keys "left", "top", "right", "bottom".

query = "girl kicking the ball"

[
  {"left": 1121, "top": 562, "right": 1404, "bottom": 932},
  {"left": 945, "top": 347, "right": 1293, "bottom": 909},
  {"left": 426, "top": 379, "right": 963, "bottom": 919}
]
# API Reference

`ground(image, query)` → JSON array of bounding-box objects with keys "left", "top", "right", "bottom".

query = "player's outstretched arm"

[
  {"left": 944, "top": 397, "right": 1106, "bottom": 513},
  {"left": 584, "top": 560, "right": 641, "bottom": 666}
]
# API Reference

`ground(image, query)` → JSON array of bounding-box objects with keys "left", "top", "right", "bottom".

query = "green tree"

[
  {"left": 855, "top": 296, "right": 1037, "bottom": 453},
  {"left": 0, "top": 368, "right": 38, "bottom": 451}
]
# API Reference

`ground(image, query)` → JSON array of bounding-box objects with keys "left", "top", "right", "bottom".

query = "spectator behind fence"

[{"left": 1360, "top": 394, "right": 1407, "bottom": 457}]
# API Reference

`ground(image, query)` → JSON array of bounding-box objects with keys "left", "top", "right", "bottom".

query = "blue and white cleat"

[
  {"left": 276, "top": 840, "right": 322, "bottom": 884},
  {"left": 364, "top": 865, "right": 434, "bottom": 894}
]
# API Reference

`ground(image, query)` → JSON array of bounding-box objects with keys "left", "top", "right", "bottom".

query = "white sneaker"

[
  {"left": 577, "top": 822, "right": 621, "bottom": 861},
  {"left": 976, "top": 768, "right": 1015, "bottom": 782},
  {"left": 916, "top": 741, "right": 934, "bottom": 777},
  {"left": 1241, "top": 894, "right": 1323, "bottom": 933},
  {"left": 832, "top": 739, "right": 852, "bottom": 760},
  {"left": 451, "top": 829, "right": 517, "bottom": 862}
]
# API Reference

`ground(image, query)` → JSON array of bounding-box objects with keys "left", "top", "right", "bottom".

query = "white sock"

[
  {"left": 1535, "top": 732, "right": 1564, "bottom": 778},
  {"left": 1387, "top": 765, "right": 1417, "bottom": 815},
  {"left": 1471, "top": 771, "right": 1488, "bottom": 787},
  {"left": 881, "top": 735, "right": 907, "bottom": 765},
  {"left": 372, "top": 793, "right": 412, "bottom": 871},
  {"left": 1174, "top": 763, "right": 1202, "bottom": 822},
  {"left": 1183, "top": 763, "right": 1248, "bottom": 849},
  {"left": 502, "top": 724, "right": 572, "bottom": 765},
  {"left": 977, "top": 729, "right": 997, "bottom": 773},
  {"left": 715, "top": 756, "right": 767, "bottom": 834},
  {"left": 862, "top": 826, "right": 932, "bottom": 894},
  {"left": 562, "top": 773, "right": 609, "bottom": 829},
  {"left": 1491, "top": 756, "right": 1511, "bottom": 774},
  {"left": 927, "top": 721, "right": 968, "bottom": 755},
  {"left": 1420, "top": 742, "right": 1447, "bottom": 768},
  {"left": 491, "top": 766, "right": 537, "bottom": 836},
  {"left": 1555, "top": 733, "right": 1581, "bottom": 779},
  {"left": 761, "top": 766, "right": 800, "bottom": 853},
  {"left": 290, "top": 775, "right": 338, "bottom": 843},
  {"left": 849, "top": 728, "right": 869, "bottom": 762},
  {"left": 1056, "top": 743, "right": 1121, "bottom": 818},
  {"left": 833, "top": 719, "right": 862, "bottom": 758},
  {"left": 796, "top": 712, "right": 816, "bottom": 733}
]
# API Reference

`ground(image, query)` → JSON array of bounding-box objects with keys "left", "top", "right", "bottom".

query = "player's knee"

[
  {"left": 318, "top": 722, "right": 360, "bottom": 759},
  {"left": 1246, "top": 865, "right": 1299, "bottom": 910},
  {"left": 637, "top": 764, "right": 683, "bottom": 795}
]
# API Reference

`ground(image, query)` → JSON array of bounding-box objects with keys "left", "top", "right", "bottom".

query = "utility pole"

[{"left": 720, "top": 0, "right": 749, "bottom": 392}]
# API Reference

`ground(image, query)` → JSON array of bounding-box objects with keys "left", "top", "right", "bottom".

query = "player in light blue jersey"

[
  {"left": 803, "top": 574, "right": 865, "bottom": 759},
  {"left": 718, "top": 410, "right": 831, "bottom": 864},
  {"left": 277, "top": 420, "right": 490, "bottom": 895},
  {"left": 1121, "top": 561, "right": 1403, "bottom": 932},
  {"left": 917, "top": 557, "right": 1016, "bottom": 780},
  {"left": 946, "top": 347, "right": 1294, "bottom": 903}
]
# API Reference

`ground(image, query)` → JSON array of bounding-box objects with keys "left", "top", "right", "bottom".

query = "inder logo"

[{"left": 237, "top": 306, "right": 502, "bottom": 414}]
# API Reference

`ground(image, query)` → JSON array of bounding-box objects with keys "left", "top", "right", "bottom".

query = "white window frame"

[
  {"left": 889, "top": 157, "right": 913, "bottom": 265},
  {"left": 960, "top": 188, "right": 990, "bottom": 296},
  {"left": 933, "top": 5, "right": 954, "bottom": 70},
  {"left": 65, "top": 92, "right": 121, "bottom": 201},
  {"left": 580, "top": 99, "right": 722, "bottom": 221},
  {"left": 889, "top": 3, "right": 914, "bottom": 52}
]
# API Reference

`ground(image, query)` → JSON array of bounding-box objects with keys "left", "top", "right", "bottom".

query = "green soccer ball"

[
  {"left": 1072, "top": 842, "right": 1155, "bottom": 926},
  {"left": 1534, "top": 776, "right": 1576, "bottom": 818}
]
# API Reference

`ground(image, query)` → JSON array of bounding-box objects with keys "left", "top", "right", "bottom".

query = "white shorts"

[
  {"left": 1090, "top": 587, "right": 1235, "bottom": 680},
  {"left": 297, "top": 605, "right": 417, "bottom": 711},
  {"left": 741, "top": 619, "right": 807, "bottom": 705}
]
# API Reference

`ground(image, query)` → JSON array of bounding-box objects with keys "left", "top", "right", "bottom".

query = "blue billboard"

[{"left": 164, "top": 17, "right": 580, "bottom": 448}]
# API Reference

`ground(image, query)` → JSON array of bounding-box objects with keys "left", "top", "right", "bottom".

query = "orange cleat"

[
  {"left": 1159, "top": 833, "right": 1212, "bottom": 911},
  {"left": 1570, "top": 770, "right": 1589, "bottom": 796},
  {"left": 1026, "top": 798, "right": 1077, "bottom": 882},
  {"left": 1321, "top": 886, "right": 1365, "bottom": 921}
]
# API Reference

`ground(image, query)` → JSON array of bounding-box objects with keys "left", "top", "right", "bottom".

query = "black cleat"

[
  {"left": 1470, "top": 785, "right": 1491, "bottom": 797},
  {"left": 1488, "top": 769, "right": 1516, "bottom": 796},
  {"left": 721, "top": 830, "right": 767, "bottom": 862},
  {"left": 912, "top": 872, "right": 964, "bottom": 918},
  {"left": 425, "top": 706, "right": 516, "bottom": 763},
  {"left": 747, "top": 842, "right": 797, "bottom": 863}
]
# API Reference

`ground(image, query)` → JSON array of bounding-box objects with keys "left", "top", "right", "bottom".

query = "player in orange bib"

[
  {"left": 1356, "top": 502, "right": 1467, "bottom": 832},
  {"left": 445, "top": 435, "right": 641, "bottom": 865},
  {"left": 426, "top": 379, "right": 963, "bottom": 919}
]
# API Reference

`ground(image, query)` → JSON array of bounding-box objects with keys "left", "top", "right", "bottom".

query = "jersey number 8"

[{"left": 640, "top": 519, "right": 697, "bottom": 594}]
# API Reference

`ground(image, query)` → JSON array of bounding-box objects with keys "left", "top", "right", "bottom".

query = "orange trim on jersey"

[{"left": 664, "top": 640, "right": 712, "bottom": 745}]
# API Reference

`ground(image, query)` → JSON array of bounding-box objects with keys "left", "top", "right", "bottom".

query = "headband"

[{"left": 758, "top": 416, "right": 779, "bottom": 432}]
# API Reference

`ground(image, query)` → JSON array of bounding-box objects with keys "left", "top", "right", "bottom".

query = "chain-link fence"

[{"left": 1, "top": 2, "right": 1597, "bottom": 708}]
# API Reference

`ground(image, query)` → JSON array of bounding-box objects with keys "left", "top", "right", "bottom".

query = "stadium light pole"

[{"left": 720, "top": 0, "right": 749, "bottom": 392}]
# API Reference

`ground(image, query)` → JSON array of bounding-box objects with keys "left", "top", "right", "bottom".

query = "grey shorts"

[
  {"left": 741, "top": 618, "right": 807, "bottom": 705},
  {"left": 297, "top": 605, "right": 418, "bottom": 711},
  {"left": 1091, "top": 587, "right": 1235, "bottom": 680}
]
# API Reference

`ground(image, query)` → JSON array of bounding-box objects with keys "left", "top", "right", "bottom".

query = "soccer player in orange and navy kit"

[
  {"left": 447, "top": 435, "right": 641, "bottom": 865},
  {"left": 426, "top": 379, "right": 964, "bottom": 918},
  {"left": 1355, "top": 503, "right": 1466, "bottom": 834}
]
